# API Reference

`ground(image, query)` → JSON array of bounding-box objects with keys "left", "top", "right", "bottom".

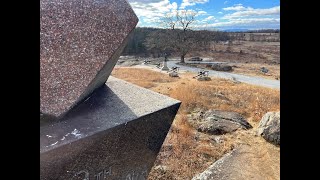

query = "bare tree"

[
  {"left": 144, "top": 10, "right": 232, "bottom": 63},
  {"left": 145, "top": 10, "right": 201, "bottom": 63}
]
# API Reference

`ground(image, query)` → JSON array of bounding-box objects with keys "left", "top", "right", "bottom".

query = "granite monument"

[{"left": 40, "top": 0, "right": 180, "bottom": 179}]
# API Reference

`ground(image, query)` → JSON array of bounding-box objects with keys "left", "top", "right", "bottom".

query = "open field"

[
  {"left": 111, "top": 67, "right": 280, "bottom": 179},
  {"left": 189, "top": 41, "right": 280, "bottom": 64},
  {"left": 118, "top": 40, "right": 280, "bottom": 80},
  {"left": 182, "top": 62, "right": 280, "bottom": 80}
]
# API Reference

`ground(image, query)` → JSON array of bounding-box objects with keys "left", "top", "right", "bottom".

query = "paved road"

[
  {"left": 129, "top": 59, "right": 279, "bottom": 89},
  {"left": 183, "top": 61, "right": 227, "bottom": 64},
  {"left": 166, "top": 61, "right": 280, "bottom": 89}
]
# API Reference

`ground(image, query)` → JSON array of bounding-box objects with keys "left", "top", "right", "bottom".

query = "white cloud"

[
  {"left": 197, "top": 10, "right": 208, "bottom": 16},
  {"left": 129, "top": 0, "right": 280, "bottom": 30},
  {"left": 223, "top": 6, "right": 280, "bottom": 19},
  {"left": 204, "top": 16, "right": 215, "bottom": 21},
  {"left": 213, "top": 5, "right": 280, "bottom": 29},
  {"left": 223, "top": 4, "right": 252, "bottom": 11},
  {"left": 224, "top": 1, "right": 228, "bottom": 4},
  {"left": 180, "top": 0, "right": 209, "bottom": 9},
  {"left": 156, "top": 8, "right": 208, "bottom": 18},
  {"left": 128, "top": 0, "right": 178, "bottom": 27},
  {"left": 208, "top": 17, "right": 280, "bottom": 28}
]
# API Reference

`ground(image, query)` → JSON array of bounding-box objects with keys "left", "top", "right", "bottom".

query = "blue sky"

[{"left": 128, "top": 0, "right": 280, "bottom": 30}]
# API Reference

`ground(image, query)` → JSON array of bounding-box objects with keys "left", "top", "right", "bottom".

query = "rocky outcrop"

[
  {"left": 169, "top": 72, "right": 179, "bottom": 77},
  {"left": 188, "top": 110, "right": 252, "bottom": 135},
  {"left": 258, "top": 111, "right": 280, "bottom": 145},
  {"left": 260, "top": 67, "right": 269, "bottom": 73},
  {"left": 211, "top": 64, "right": 233, "bottom": 71},
  {"left": 192, "top": 144, "right": 280, "bottom": 180},
  {"left": 197, "top": 77, "right": 211, "bottom": 81}
]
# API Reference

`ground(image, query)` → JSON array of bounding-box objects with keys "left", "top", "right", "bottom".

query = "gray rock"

[
  {"left": 197, "top": 77, "right": 211, "bottom": 81},
  {"left": 230, "top": 77, "right": 241, "bottom": 84},
  {"left": 258, "top": 112, "right": 280, "bottom": 145},
  {"left": 260, "top": 67, "right": 269, "bottom": 73},
  {"left": 198, "top": 118, "right": 243, "bottom": 135},
  {"left": 213, "top": 136, "right": 224, "bottom": 144},
  {"left": 169, "top": 72, "right": 179, "bottom": 77},
  {"left": 192, "top": 145, "right": 277, "bottom": 180},
  {"left": 153, "top": 165, "right": 169, "bottom": 172},
  {"left": 189, "top": 57, "right": 203, "bottom": 61},
  {"left": 189, "top": 110, "right": 252, "bottom": 135},
  {"left": 211, "top": 64, "right": 233, "bottom": 71}
]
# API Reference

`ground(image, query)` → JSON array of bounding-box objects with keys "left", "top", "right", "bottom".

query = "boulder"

[
  {"left": 189, "top": 110, "right": 252, "bottom": 135},
  {"left": 169, "top": 72, "right": 179, "bottom": 77},
  {"left": 257, "top": 112, "right": 280, "bottom": 145},
  {"left": 192, "top": 144, "right": 279, "bottom": 180},
  {"left": 197, "top": 77, "right": 211, "bottom": 81},
  {"left": 211, "top": 64, "right": 233, "bottom": 71},
  {"left": 260, "top": 67, "right": 269, "bottom": 73},
  {"left": 189, "top": 57, "right": 203, "bottom": 61}
]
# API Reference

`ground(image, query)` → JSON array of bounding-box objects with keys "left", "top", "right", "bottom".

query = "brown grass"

[
  {"left": 111, "top": 68, "right": 280, "bottom": 179},
  {"left": 148, "top": 115, "right": 234, "bottom": 180},
  {"left": 168, "top": 77, "right": 279, "bottom": 122},
  {"left": 111, "top": 67, "right": 177, "bottom": 88},
  {"left": 231, "top": 63, "right": 280, "bottom": 80},
  {"left": 187, "top": 41, "right": 280, "bottom": 64},
  {"left": 186, "top": 63, "right": 280, "bottom": 80}
]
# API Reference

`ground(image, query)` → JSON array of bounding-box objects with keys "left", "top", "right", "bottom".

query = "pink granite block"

[{"left": 40, "top": 0, "right": 138, "bottom": 118}]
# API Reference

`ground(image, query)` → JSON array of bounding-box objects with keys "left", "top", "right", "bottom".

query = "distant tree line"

[
  {"left": 122, "top": 27, "right": 280, "bottom": 58},
  {"left": 122, "top": 27, "right": 157, "bottom": 55},
  {"left": 122, "top": 27, "right": 231, "bottom": 58},
  {"left": 243, "top": 29, "right": 280, "bottom": 33}
]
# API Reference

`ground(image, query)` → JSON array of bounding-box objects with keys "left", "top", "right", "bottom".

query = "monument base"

[
  {"left": 161, "top": 61, "right": 170, "bottom": 71},
  {"left": 40, "top": 77, "right": 180, "bottom": 180}
]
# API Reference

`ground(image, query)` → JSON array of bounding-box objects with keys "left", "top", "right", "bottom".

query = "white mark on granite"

[
  {"left": 60, "top": 132, "right": 71, "bottom": 141},
  {"left": 46, "top": 135, "right": 52, "bottom": 138},
  {"left": 46, "top": 141, "right": 59, "bottom": 148},
  {"left": 84, "top": 96, "right": 91, "bottom": 102},
  {"left": 71, "top": 129, "right": 82, "bottom": 138}
]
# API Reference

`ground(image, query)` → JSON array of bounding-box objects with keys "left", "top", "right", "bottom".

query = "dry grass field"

[
  {"left": 185, "top": 41, "right": 280, "bottom": 80},
  {"left": 119, "top": 40, "right": 280, "bottom": 80},
  {"left": 111, "top": 67, "right": 280, "bottom": 179},
  {"left": 189, "top": 41, "right": 280, "bottom": 64}
]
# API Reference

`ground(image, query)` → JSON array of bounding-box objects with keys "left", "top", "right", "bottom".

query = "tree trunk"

[{"left": 180, "top": 55, "right": 185, "bottom": 63}]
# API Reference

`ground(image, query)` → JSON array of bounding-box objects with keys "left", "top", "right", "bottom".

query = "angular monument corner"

[
  {"left": 40, "top": 77, "right": 181, "bottom": 179},
  {"left": 40, "top": 0, "right": 139, "bottom": 118}
]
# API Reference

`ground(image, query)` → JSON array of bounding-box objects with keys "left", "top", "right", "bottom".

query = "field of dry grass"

[
  {"left": 188, "top": 41, "right": 280, "bottom": 64},
  {"left": 184, "top": 62, "right": 280, "bottom": 80},
  {"left": 112, "top": 68, "right": 178, "bottom": 88},
  {"left": 231, "top": 63, "right": 280, "bottom": 80},
  {"left": 119, "top": 40, "right": 280, "bottom": 80},
  {"left": 113, "top": 68, "right": 279, "bottom": 122},
  {"left": 111, "top": 67, "right": 280, "bottom": 179}
]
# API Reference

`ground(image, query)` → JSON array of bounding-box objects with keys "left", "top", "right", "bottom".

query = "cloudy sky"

[{"left": 128, "top": 0, "right": 280, "bottom": 30}]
